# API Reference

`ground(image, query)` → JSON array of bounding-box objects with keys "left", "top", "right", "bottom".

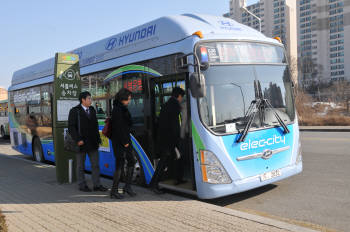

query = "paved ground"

[
  {"left": 211, "top": 132, "right": 350, "bottom": 232},
  {"left": 0, "top": 140, "right": 315, "bottom": 232}
]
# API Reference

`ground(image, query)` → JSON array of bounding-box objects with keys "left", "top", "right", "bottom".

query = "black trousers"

[
  {"left": 112, "top": 142, "right": 136, "bottom": 184},
  {"left": 150, "top": 149, "right": 184, "bottom": 188}
]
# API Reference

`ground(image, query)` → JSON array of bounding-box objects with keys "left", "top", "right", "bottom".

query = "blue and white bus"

[{"left": 9, "top": 14, "right": 302, "bottom": 199}]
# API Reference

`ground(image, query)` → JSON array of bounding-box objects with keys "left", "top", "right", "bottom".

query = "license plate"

[{"left": 260, "top": 169, "right": 281, "bottom": 182}]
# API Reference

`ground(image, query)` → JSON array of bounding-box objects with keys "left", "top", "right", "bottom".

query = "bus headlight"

[
  {"left": 296, "top": 137, "right": 302, "bottom": 164},
  {"left": 200, "top": 150, "right": 232, "bottom": 184}
]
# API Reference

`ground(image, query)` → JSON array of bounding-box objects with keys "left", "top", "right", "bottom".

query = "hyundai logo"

[
  {"left": 105, "top": 38, "right": 118, "bottom": 50},
  {"left": 261, "top": 149, "right": 273, "bottom": 160},
  {"left": 218, "top": 20, "right": 235, "bottom": 27},
  {"left": 73, "top": 50, "right": 83, "bottom": 59}
]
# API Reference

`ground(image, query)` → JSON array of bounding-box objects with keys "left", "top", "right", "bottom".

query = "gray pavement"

[
  {"left": 0, "top": 142, "right": 316, "bottom": 232},
  {"left": 212, "top": 132, "right": 350, "bottom": 232}
]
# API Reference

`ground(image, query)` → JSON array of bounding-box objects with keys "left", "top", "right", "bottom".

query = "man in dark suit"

[
  {"left": 149, "top": 87, "right": 186, "bottom": 194},
  {"left": 68, "top": 91, "right": 107, "bottom": 192}
]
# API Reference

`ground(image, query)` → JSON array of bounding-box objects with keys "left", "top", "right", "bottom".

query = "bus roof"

[{"left": 11, "top": 13, "right": 279, "bottom": 89}]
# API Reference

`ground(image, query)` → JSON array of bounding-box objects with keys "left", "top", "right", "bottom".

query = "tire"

[
  {"left": 33, "top": 137, "right": 45, "bottom": 163},
  {"left": 133, "top": 152, "right": 146, "bottom": 186},
  {"left": 123, "top": 148, "right": 146, "bottom": 186}
]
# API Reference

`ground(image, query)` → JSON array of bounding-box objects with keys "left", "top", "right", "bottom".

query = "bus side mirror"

[{"left": 190, "top": 73, "right": 206, "bottom": 98}]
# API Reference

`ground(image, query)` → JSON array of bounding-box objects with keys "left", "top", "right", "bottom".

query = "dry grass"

[
  {"left": 0, "top": 210, "right": 7, "bottom": 232},
  {"left": 295, "top": 89, "right": 350, "bottom": 126}
]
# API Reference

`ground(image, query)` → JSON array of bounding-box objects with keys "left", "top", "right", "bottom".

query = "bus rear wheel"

[
  {"left": 123, "top": 149, "right": 146, "bottom": 186},
  {"left": 33, "top": 137, "right": 45, "bottom": 163}
]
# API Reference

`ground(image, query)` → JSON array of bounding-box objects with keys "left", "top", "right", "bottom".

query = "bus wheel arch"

[{"left": 32, "top": 136, "right": 45, "bottom": 162}]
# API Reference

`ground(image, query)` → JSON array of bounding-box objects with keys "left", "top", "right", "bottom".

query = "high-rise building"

[
  {"left": 298, "top": 0, "right": 350, "bottom": 87},
  {"left": 228, "top": 0, "right": 298, "bottom": 83}
]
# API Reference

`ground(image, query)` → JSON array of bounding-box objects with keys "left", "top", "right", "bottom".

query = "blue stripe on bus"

[
  {"left": 130, "top": 134, "right": 154, "bottom": 184},
  {"left": 104, "top": 70, "right": 160, "bottom": 83}
]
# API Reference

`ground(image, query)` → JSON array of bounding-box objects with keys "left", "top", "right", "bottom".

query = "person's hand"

[
  {"left": 124, "top": 143, "right": 129, "bottom": 148},
  {"left": 77, "top": 140, "right": 84, "bottom": 146}
]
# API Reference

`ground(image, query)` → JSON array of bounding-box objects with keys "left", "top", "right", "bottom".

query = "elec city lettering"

[
  {"left": 240, "top": 135, "right": 286, "bottom": 151},
  {"left": 105, "top": 24, "right": 157, "bottom": 50}
]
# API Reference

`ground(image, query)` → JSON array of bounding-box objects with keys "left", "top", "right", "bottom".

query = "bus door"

[{"left": 149, "top": 74, "right": 196, "bottom": 192}]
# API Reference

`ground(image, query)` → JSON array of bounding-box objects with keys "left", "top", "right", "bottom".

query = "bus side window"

[{"left": 128, "top": 95, "right": 144, "bottom": 125}]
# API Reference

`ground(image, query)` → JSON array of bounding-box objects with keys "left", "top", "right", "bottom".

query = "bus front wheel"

[{"left": 33, "top": 137, "right": 45, "bottom": 163}]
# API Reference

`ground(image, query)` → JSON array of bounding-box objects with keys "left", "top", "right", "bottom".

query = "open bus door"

[{"left": 149, "top": 74, "right": 196, "bottom": 195}]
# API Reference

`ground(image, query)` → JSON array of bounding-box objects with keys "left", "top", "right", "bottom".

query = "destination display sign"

[{"left": 198, "top": 42, "right": 286, "bottom": 64}]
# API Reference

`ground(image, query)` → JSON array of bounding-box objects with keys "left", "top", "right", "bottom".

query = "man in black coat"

[
  {"left": 149, "top": 87, "right": 186, "bottom": 194},
  {"left": 68, "top": 91, "right": 107, "bottom": 192}
]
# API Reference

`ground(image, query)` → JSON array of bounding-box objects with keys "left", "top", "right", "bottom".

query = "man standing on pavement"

[
  {"left": 68, "top": 91, "right": 108, "bottom": 192},
  {"left": 149, "top": 87, "right": 186, "bottom": 194}
]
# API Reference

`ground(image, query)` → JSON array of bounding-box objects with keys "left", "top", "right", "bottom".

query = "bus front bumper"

[{"left": 197, "top": 162, "right": 302, "bottom": 199}]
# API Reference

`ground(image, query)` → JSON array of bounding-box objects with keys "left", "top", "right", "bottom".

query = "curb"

[{"left": 206, "top": 206, "right": 318, "bottom": 232}]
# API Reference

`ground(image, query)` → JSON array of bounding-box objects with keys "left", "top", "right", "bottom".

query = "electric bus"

[
  {"left": 0, "top": 100, "right": 9, "bottom": 138},
  {"left": 9, "top": 14, "right": 302, "bottom": 199}
]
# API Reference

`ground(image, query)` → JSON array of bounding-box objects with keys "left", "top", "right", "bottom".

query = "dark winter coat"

[
  {"left": 156, "top": 97, "right": 181, "bottom": 155},
  {"left": 68, "top": 104, "right": 101, "bottom": 152},
  {"left": 111, "top": 101, "right": 132, "bottom": 147}
]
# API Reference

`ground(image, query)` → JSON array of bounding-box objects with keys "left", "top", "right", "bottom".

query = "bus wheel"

[
  {"left": 123, "top": 149, "right": 146, "bottom": 186},
  {"left": 33, "top": 137, "right": 45, "bottom": 163},
  {"left": 0, "top": 126, "right": 5, "bottom": 139},
  {"left": 133, "top": 154, "right": 146, "bottom": 186}
]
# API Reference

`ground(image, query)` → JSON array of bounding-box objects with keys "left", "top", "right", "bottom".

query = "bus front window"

[{"left": 198, "top": 64, "right": 295, "bottom": 134}]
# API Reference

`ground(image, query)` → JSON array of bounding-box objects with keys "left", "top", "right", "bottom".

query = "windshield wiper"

[
  {"left": 263, "top": 98, "right": 290, "bottom": 134},
  {"left": 236, "top": 80, "right": 289, "bottom": 143},
  {"left": 237, "top": 80, "right": 262, "bottom": 143}
]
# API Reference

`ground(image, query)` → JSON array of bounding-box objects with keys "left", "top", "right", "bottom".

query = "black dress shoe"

[
  {"left": 151, "top": 187, "right": 165, "bottom": 195},
  {"left": 174, "top": 179, "right": 187, "bottom": 185},
  {"left": 93, "top": 185, "right": 108, "bottom": 192},
  {"left": 110, "top": 192, "right": 124, "bottom": 199},
  {"left": 79, "top": 185, "right": 92, "bottom": 192},
  {"left": 123, "top": 186, "right": 137, "bottom": 197}
]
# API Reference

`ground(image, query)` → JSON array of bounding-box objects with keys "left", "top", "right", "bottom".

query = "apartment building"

[
  {"left": 228, "top": 0, "right": 298, "bottom": 83},
  {"left": 298, "top": 0, "right": 350, "bottom": 87}
]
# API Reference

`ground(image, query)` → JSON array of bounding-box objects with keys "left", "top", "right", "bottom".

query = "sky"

[{"left": 0, "top": 0, "right": 259, "bottom": 89}]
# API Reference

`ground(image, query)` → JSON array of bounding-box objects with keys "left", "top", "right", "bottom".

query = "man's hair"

[
  {"left": 79, "top": 91, "right": 91, "bottom": 103},
  {"left": 115, "top": 88, "right": 132, "bottom": 102},
  {"left": 171, "top": 87, "right": 185, "bottom": 98}
]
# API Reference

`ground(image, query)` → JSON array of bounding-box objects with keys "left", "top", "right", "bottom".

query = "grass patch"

[
  {"left": 0, "top": 209, "right": 7, "bottom": 232},
  {"left": 295, "top": 89, "right": 350, "bottom": 126}
]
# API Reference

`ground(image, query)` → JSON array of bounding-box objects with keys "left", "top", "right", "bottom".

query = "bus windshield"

[{"left": 197, "top": 43, "right": 295, "bottom": 135}]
